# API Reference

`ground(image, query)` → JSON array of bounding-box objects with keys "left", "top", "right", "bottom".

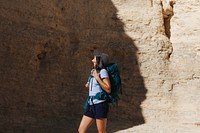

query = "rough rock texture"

[
  {"left": 0, "top": 0, "right": 199, "bottom": 133},
  {"left": 116, "top": 0, "right": 200, "bottom": 133},
  {"left": 162, "top": 0, "right": 176, "bottom": 38}
]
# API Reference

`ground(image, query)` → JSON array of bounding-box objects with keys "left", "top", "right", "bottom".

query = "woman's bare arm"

[{"left": 92, "top": 70, "right": 111, "bottom": 94}]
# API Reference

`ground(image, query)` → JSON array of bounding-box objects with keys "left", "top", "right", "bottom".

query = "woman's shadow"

[{"left": 68, "top": 0, "right": 148, "bottom": 132}]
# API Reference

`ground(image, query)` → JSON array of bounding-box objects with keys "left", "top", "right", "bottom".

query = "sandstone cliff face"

[
  {"left": 116, "top": 0, "right": 200, "bottom": 133},
  {"left": 0, "top": 0, "right": 199, "bottom": 133}
]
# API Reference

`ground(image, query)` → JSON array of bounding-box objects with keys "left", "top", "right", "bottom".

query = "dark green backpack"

[
  {"left": 94, "top": 63, "right": 122, "bottom": 105},
  {"left": 84, "top": 63, "right": 122, "bottom": 109}
]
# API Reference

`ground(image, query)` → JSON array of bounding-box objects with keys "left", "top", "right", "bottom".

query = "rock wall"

[
  {"left": 116, "top": 0, "right": 200, "bottom": 132},
  {"left": 0, "top": 0, "right": 199, "bottom": 133}
]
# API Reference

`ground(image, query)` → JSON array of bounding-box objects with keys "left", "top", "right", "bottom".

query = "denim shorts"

[{"left": 84, "top": 102, "right": 109, "bottom": 119}]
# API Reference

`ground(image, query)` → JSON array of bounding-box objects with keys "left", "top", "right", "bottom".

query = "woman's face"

[{"left": 92, "top": 56, "right": 97, "bottom": 68}]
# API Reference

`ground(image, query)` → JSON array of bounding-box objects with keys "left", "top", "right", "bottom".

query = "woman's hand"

[
  {"left": 85, "top": 82, "right": 89, "bottom": 88},
  {"left": 92, "top": 69, "right": 100, "bottom": 80}
]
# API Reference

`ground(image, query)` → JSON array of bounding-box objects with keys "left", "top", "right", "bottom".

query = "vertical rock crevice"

[
  {"left": 157, "top": 0, "right": 176, "bottom": 61},
  {"left": 162, "top": 0, "right": 176, "bottom": 39}
]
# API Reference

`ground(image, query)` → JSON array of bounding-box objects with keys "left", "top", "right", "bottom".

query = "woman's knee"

[
  {"left": 96, "top": 118, "right": 107, "bottom": 133},
  {"left": 97, "top": 130, "right": 106, "bottom": 133},
  {"left": 78, "top": 126, "right": 86, "bottom": 133}
]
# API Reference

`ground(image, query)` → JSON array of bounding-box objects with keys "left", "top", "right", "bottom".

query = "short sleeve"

[{"left": 100, "top": 69, "right": 109, "bottom": 79}]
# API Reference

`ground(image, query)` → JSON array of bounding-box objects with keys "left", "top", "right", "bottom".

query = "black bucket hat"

[{"left": 93, "top": 50, "right": 109, "bottom": 69}]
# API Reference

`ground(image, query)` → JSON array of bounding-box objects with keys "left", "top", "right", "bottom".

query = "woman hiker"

[{"left": 78, "top": 51, "right": 111, "bottom": 133}]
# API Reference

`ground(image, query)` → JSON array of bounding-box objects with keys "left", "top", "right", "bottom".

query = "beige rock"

[
  {"left": 162, "top": 0, "right": 176, "bottom": 19},
  {"left": 116, "top": 0, "right": 200, "bottom": 132}
]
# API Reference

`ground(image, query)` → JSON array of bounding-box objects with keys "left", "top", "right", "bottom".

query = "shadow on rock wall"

[
  {"left": 72, "top": 1, "right": 148, "bottom": 132},
  {"left": 0, "top": 0, "right": 147, "bottom": 133}
]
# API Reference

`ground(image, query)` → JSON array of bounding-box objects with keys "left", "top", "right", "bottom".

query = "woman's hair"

[
  {"left": 94, "top": 51, "right": 109, "bottom": 69},
  {"left": 95, "top": 55, "right": 101, "bottom": 69}
]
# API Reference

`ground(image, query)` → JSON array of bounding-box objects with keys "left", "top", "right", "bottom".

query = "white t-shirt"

[{"left": 88, "top": 69, "right": 109, "bottom": 105}]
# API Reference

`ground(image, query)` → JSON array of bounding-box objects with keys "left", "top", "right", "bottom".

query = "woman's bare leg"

[
  {"left": 96, "top": 118, "right": 107, "bottom": 133},
  {"left": 78, "top": 115, "right": 94, "bottom": 133}
]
